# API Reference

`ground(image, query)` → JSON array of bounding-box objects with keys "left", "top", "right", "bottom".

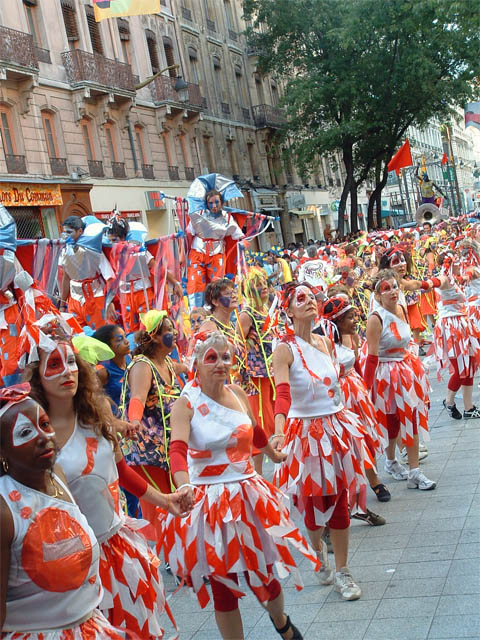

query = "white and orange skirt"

[
  {"left": 1, "top": 610, "right": 125, "bottom": 640},
  {"left": 433, "top": 314, "right": 480, "bottom": 379}
]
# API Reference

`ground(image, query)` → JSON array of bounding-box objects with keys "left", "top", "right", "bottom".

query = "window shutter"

[
  {"left": 85, "top": 6, "right": 104, "bottom": 55},
  {"left": 61, "top": 0, "right": 79, "bottom": 42},
  {"left": 146, "top": 31, "right": 159, "bottom": 73},
  {"left": 163, "top": 39, "right": 176, "bottom": 76},
  {"left": 117, "top": 18, "right": 130, "bottom": 41}
]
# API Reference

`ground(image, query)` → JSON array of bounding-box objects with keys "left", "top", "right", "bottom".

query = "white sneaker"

[
  {"left": 384, "top": 459, "right": 408, "bottom": 481},
  {"left": 400, "top": 447, "right": 428, "bottom": 462},
  {"left": 316, "top": 540, "right": 334, "bottom": 585},
  {"left": 334, "top": 567, "right": 362, "bottom": 600},
  {"left": 407, "top": 469, "right": 436, "bottom": 491}
]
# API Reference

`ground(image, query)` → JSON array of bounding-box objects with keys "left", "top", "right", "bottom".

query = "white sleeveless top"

[
  {"left": 373, "top": 306, "right": 411, "bottom": 361},
  {"left": 336, "top": 342, "right": 356, "bottom": 377},
  {"left": 0, "top": 474, "right": 102, "bottom": 632},
  {"left": 437, "top": 283, "right": 466, "bottom": 318},
  {"left": 466, "top": 277, "right": 480, "bottom": 305},
  {"left": 369, "top": 289, "right": 406, "bottom": 312},
  {"left": 288, "top": 336, "right": 344, "bottom": 418},
  {"left": 183, "top": 382, "right": 256, "bottom": 485},
  {"left": 57, "top": 420, "right": 125, "bottom": 544}
]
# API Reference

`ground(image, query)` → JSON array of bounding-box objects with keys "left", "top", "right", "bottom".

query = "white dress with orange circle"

[
  {"left": 161, "top": 382, "right": 320, "bottom": 609},
  {"left": 0, "top": 473, "right": 123, "bottom": 639}
]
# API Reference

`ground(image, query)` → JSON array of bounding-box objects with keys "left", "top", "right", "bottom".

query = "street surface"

[{"left": 161, "top": 364, "right": 480, "bottom": 640}]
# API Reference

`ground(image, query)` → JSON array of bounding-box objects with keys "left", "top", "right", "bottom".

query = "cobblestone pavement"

[{"left": 160, "top": 367, "right": 480, "bottom": 640}]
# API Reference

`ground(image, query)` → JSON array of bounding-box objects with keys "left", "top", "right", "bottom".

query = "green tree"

[{"left": 244, "top": 0, "right": 480, "bottom": 234}]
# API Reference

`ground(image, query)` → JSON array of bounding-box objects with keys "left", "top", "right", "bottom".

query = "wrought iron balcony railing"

[
  {"left": 207, "top": 19, "right": 216, "bottom": 32},
  {"left": 221, "top": 102, "right": 231, "bottom": 115},
  {"left": 251, "top": 104, "right": 287, "bottom": 129},
  {"left": 5, "top": 154, "right": 27, "bottom": 174},
  {"left": 88, "top": 160, "right": 104, "bottom": 178},
  {"left": 181, "top": 6, "right": 192, "bottom": 21},
  {"left": 241, "top": 107, "right": 251, "bottom": 122},
  {"left": 0, "top": 25, "right": 38, "bottom": 72},
  {"left": 112, "top": 161, "right": 126, "bottom": 179},
  {"left": 49, "top": 157, "right": 68, "bottom": 176},
  {"left": 151, "top": 76, "right": 203, "bottom": 109},
  {"left": 185, "top": 166, "right": 195, "bottom": 181},
  {"left": 62, "top": 49, "right": 135, "bottom": 93},
  {"left": 228, "top": 29, "right": 238, "bottom": 42},
  {"left": 168, "top": 165, "right": 180, "bottom": 181},
  {"left": 142, "top": 164, "right": 154, "bottom": 179}
]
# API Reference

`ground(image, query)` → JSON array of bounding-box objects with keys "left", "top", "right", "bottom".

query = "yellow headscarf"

[{"left": 140, "top": 309, "right": 167, "bottom": 334}]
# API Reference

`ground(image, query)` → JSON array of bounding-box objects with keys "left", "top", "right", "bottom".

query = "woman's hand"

[
  {"left": 119, "top": 419, "right": 140, "bottom": 440},
  {"left": 169, "top": 486, "right": 195, "bottom": 516},
  {"left": 270, "top": 434, "right": 285, "bottom": 453},
  {"left": 268, "top": 448, "right": 287, "bottom": 463}
]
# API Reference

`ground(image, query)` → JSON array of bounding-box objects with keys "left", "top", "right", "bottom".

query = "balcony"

[
  {"left": 168, "top": 166, "right": 180, "bottom": 181},
  {"left": 207, "top": 19, "right": 216, "bottom": 33},
  {"left": 61, "top": 49, "right": 135, "bottom": 100},
  {"left": 5, "top": 154, "right": 27, "bottom": 174},
  {"left": 0, "top": 26, "right": 38, "bottom": 79},
  {"left": 49, "top": 157, "right": 68, "bottom": 176},
  {"left": 112, "top": 161, "right": 126, "bottom": 179},
  {"left": 221, "top": 102, "right": 231, "bottom": 115},
  {"left": 228, "top": 29, "right": 238, "bottom": 42},
  {"left": 151, "top": 76, "right": 204, "bottom": 116},
  {"left": 35, "top": 47, "right": 51, "bottom": 64},
  {"left": 251, "top": 104, "right": 287, "bottom": 129},
  {"left": 88, "top": 160, "right": 104, "bottom": 178},
  {"left": 241, "top": 107, "right": 251, "bottom": 122},
  {"left": 181, "top": 6, "right": 192, "bottom": 21},
  {"left": 142, "top": 164, "right": 155, "bottom": 179},
  {"left": 185, "top": 166, "right": 195, "bottom": 181}
]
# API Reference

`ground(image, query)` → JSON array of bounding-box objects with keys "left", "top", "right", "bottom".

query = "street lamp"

[{"left": 173, "top": 75, "right": 189, "bottom": 103}]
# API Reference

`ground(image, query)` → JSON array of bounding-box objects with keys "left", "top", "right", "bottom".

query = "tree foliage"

[{"left": 243, "top": 0, "right": 480, "bottom": 232}]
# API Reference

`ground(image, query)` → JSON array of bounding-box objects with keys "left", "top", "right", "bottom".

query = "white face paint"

[
  {"left": 202, "top": 346, "right": 233, "bottom": 367},
  {"left": 42, "top": 344, "right": 78, "bottom": 380},
  {"left": 11, "top": 406, "right": 55, "bottom": 448},
  {"left": 294, "top": 286, "right": 316, "bottom": 308}
]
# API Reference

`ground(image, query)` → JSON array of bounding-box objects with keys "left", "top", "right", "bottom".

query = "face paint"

[
  {"left": 294, "top": 286, "right": 315, "bottom": 308},
  {"left": 378, "top": 280, "right": 399, "bottom": 294},
  {"left": 190, "top": 314, "right": 203, "bottom": 330},
  {"left": 11, "top": 406, "right": 55, "bottom": 448},
  {"left": 389, "top": 252, "right": 406, "bottom": 267},
  {"left": 162, "top": 332, "right": 175, "bottom": 348},
  {"left": 43, "top": 344, "right": 78, "bottom": 380},
  {"left": 218, "top": 295, "right": 232, "bottom": 308},
  {"left": 202, "top": 347, "right": 233, "bottom": 366},
  {"left": 207, "top": 198, "right": 222, "bottom": 210}
]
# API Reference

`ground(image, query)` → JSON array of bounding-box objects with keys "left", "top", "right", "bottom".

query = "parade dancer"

[
  {"left": 272, "top": 283, "right": 374, "bottom": 600},
  {"left": 365, "top": 270, "right": 436, "bottom": 490},
  {"left": 0, "top": 385, "right": 125, "bottom": 639},
  {"left": 59, "top": 216, "right": 115, "bottom": 330},
  {"left": 163, "top": 331, "right": 320, "bottom": 640},
  {"left": 433, "top": 252, "right": 480, "bottom": 419},
  {"left": 26, "top": 327, "right": 191, "bottom": 638}
]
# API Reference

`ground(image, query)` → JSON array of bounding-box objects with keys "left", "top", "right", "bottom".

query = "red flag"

[
  {"left": 441, "top": 153, "right": 448, "bottom": 165},
  {"left": 387, "top": 139, "right": 413, "bottom": 176}
]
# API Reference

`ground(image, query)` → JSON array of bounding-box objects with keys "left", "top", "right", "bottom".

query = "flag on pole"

[
  {"left": 387, "top": 138, "right": 413, "bottom": 176},
  {"left": 441, "top": 153, "right": 448, "bottom": 165},
  {"left": 93, "top": 0, "right": 161, "bottom": 22}
]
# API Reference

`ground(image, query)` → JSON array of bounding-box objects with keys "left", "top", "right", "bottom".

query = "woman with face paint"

[
  {"left": 236, "top": 268, "right": 277, "bottom": 475},
  {"left": 320, "top": 296, "right": 391, "bottom": 511},
  {"left": 432, "top": 252, "right": 480, "bottom": 420},
  {"left": 120, "top": 309, "right": 185, "bottom": 544},
  {"left": 365, "top": 270, "right": 436, "bottom": 491},
  {"left": 163, "top": 331, "right": 320, "bottom": 640},
  {"left": 272, "top": 282, "right": 374, "bottom": 601},
  {"left": 202, "top": 278, "right": 238, "bottom": 342},
  {"left": 0, "top": 384, "right": 127, "bottom": 639},
  {"left": 25, "top": 334, "right": 191, "bottom": 638}
]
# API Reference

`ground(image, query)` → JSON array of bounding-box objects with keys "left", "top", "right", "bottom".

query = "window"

[
  {"left": 224, "top": 0, "right": 235, "bottom": 29},
  {"left": 188, "top": 47, "right": 199, "bottom": 84},
  {"left": 213, "top": 56, "right": 225, "bottom": 103},
  {"left": 146, "top": 30, "right": 159, "bottom": 74},
  {"left": 235, "top": 67, "right": 247, "bottom": 105},
  {"left": 61, "top": 0, "right": 79, "bottom": 45},
  {"left": 0, "top": 106, "right": 16, "bottom": 156},
  {"left": 85, "top": 5, "right": 103, "bottom": 55},
  {"left": 179, "top": 133, "right": 191, "bottom": 168},
  {"left": 104, "top": 123, "right": 118, "bottom": 163},
  {"left": 117, "top": 18, "right": 131, "bottom": 65},
  {"left": 227, "top": 140, "right": 238, "bottom": 175},
  {"left": 80, "top": 118, "right": 95, "bottom": 161},
  {"left": 255, "top": 75, "right": 265, "bottom": 104},
  {"left": 24, "top": 0, "right": 41, "bottom": 46},
  {"left": 135, "top": 126, "right": 147, "bottom": 165},
  {"left": 41, "top": 112, "right": 60, "bottom": 158},
  {"left": 271, "top": 83, "right": 279, "bottom": 106},
  {"left": 163, "top": 37, "right": 176, "bottom": 77},
  {"left": 247, "top": 142, "right": 257, "bottom": 177},
  {"left": 203, "top": 136, "right": 214, "bottom": 173}
]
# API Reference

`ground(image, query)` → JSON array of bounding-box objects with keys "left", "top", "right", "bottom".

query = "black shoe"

[
  {"left": 352, "top": 508, "right": 386, "bottom": 526},
  {"left": 443, "top": 399, "right": 462, "bottom": 420},
  {"left": 372, "top": 483, "right": 391, "bottom": 502},
  {"left": 418, "top": 346, "right": 427, "bottom": 356},
  {"left": 270, "top": 615, "right": 303, "bottom": 639},
  {"left": 464, "top": 405, "right": 480, "bottom": 419}
]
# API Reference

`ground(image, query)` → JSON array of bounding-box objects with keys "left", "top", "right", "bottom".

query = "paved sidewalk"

[{"left": 161, "top": 370, "right": 480, "bottom": 640}]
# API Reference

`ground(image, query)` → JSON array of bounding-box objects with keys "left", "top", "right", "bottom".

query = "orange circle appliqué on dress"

[
  {"left": 9, "top": 490, "right": 21, "bottom": 502},
  {"left": 20, "top": 506, "right": 32, "bottom": 519},
  {"left": 328, "top": 389, "right": 335, "bottom": 398},
  {"left": 22, "top": 507, "right": 93, "bottom": 592},
  {"left": 323, "top": 377, "right": 331, "bottom": 386}
]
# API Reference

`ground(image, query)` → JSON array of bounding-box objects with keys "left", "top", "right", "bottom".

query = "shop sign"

[
  {"left": 0, "top": 183, "right": 63, "bottom": 207},
  {"left": 145, "top": 191, "right": 166, "bottom": 209}
]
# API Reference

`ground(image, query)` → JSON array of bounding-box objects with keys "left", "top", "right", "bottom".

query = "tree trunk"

[
  {"left": 338, "top": 143, "right": 354, "bottom": 238},
  {"left": 350, "top": 181, "right": 359, "bottom": 233},
  {"left": 367, "top": 160, "right": 390, "bottom": 229},
  {"left": 367, "top": 192, "right": 376, "bottom": 230}
]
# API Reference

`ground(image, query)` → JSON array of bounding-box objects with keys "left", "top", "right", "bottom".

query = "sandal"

[
  {"left": 270, "top": 614, "right": 303, "bottom": 640},
  {"left": 372, "top": 483, "right": 391, "bottom": 502}
]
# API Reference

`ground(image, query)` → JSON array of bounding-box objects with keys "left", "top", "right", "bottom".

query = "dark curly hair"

[
  {"left": 24, "top": 351, "right": 116, "bottom": 445},
  {"left": 132, "top": 315, "right": 171, "bottom": 358}
]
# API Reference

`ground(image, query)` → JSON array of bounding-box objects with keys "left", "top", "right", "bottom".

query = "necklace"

[{"left": 49, "top": 472, "right": 64, "bottom": 498}]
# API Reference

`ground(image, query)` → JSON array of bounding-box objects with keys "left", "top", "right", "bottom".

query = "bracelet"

[
  {"left": 269, "top": 434, "right": 285, "bottom": 442},
  {"left": 176, "top": 483, "right": 196, "bottom": 492}
]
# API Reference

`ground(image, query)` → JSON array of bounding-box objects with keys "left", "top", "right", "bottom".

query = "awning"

[{"left": 290, "top": 209, "right": 314, "bottom": 218}]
